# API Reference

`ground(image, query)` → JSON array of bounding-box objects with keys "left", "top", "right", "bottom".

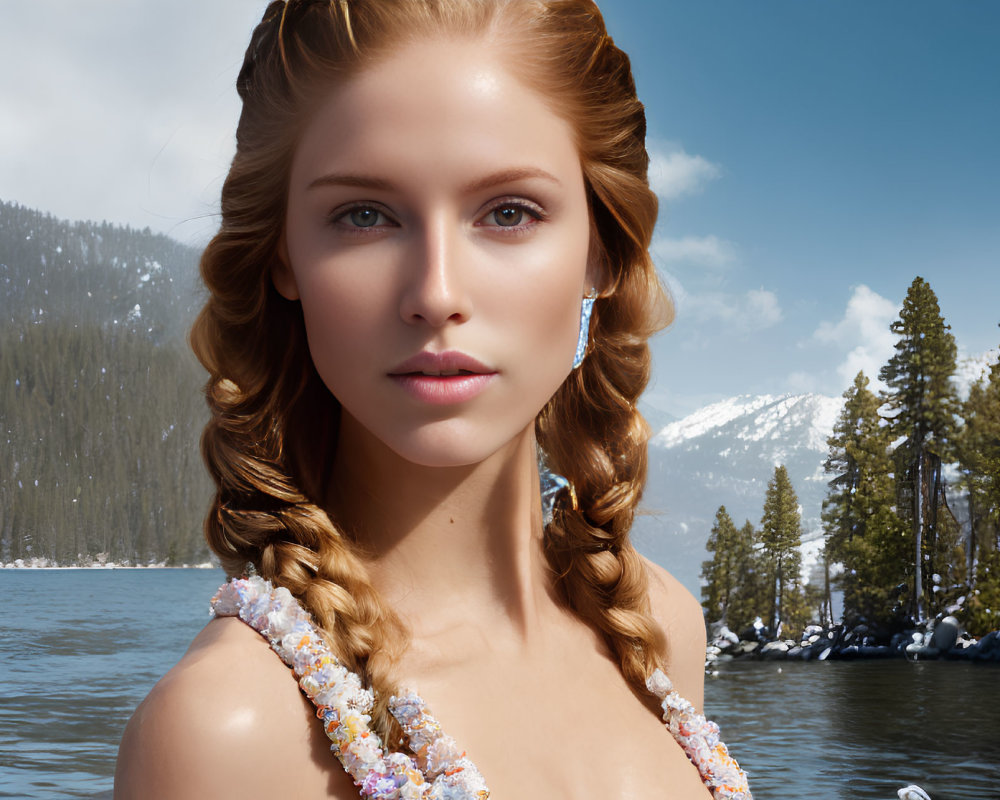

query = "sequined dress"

[{"left": 212, "top": 577, "right": 753, "bottom": 800}]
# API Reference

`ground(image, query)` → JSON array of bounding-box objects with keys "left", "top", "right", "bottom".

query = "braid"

[
  {"left": 539, "top": 284, "right": 668, "bottom": 695},
  {"left": 196, "top": 339, "right": 407, "bottom": 741}
]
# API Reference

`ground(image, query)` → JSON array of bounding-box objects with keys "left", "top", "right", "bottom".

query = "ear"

[{"left": 271, "top": 230, "right": 300, "bottom": 301}]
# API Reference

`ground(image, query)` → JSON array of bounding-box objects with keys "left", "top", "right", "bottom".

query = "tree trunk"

[
  {"left": 823, "top": 554, "right": 833, "bottom": 626},
  {"left": 968, "top": 486, "right": 978, "bottom": 593},
  {"left": 773, "top": 558, "right": 785, "bottom": 636},
  {"left": 914, "top": 449, "right": 925, "bottom": 621},
  {"left": 928, "top": 454, "right": 942, "bottom": 588}
]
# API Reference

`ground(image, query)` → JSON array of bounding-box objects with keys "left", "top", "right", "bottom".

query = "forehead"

[{"left": 289, "top": 36, "right": 583, "bottom": 192}]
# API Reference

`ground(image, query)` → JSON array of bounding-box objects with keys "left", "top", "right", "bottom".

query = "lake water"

[{"left": 1, "top": 569, "right": 997, "bottom": 799}]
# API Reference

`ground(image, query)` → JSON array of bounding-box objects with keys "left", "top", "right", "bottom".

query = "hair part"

[{"left": 192, "top": 0, "right": 673, "bottom": 745}]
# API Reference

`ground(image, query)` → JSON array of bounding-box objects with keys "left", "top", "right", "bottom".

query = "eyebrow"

[
  {"left": 461, "top": 167, "right": 563, "bottom": 194},
  {"left": 307, "top": 173, "right": 396, "bottom": 191},
  {"left": 306, "top": 166, "right": 562, "bottom": 194}
]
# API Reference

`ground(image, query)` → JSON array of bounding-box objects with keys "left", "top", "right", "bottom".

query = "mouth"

[
  {"left": 388, "top": 350, "right": 496, "bottom": 378},
  {"left": 388, "top": 350, "right": 497, "bottom": 405},
  {"left": 403, "top": 368, "right": 480, "bottom": 377}
]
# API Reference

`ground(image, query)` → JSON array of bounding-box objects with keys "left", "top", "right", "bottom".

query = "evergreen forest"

[
  {"left": 1, "top": 201, "right": 211, "bottom": 565},
  {"left": 702, "top": 277, "right": 1000, "bottom": 636}
]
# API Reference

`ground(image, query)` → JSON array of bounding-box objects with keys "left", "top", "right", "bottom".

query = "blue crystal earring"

[
  {"left": 538, "top": 448, "right": 579, "bottom": 525},
  {"left": 572, "top": 289, "right": 598, "bottom": 370}
]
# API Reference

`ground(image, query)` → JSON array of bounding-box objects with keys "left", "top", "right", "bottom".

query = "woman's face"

[{"left": 279, "top": 36, "right": 595, "bottom": 468}]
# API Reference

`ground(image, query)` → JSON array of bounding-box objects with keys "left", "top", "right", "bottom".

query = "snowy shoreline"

[
  {"left": 706, "top": 617, "right": 1000, "bottom": 665},
  {"left": 1, "top": 559, "right": 218, "bottom": 570}
]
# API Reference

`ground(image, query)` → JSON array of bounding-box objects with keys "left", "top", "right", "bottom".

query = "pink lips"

[{"left": 388, "top": 350, "right": 497, "bottom": 405}]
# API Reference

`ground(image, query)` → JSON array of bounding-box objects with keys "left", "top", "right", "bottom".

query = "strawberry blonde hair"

[{"left": 191, "top": 0, "right": 673, "bottom": 740}]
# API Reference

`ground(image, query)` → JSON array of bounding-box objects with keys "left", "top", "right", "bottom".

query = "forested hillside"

[{"left": 1, "top": 201, "right": 212, "bottom": 565}]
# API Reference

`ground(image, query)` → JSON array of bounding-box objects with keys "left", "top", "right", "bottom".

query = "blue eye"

[
  {"left": 492, "top": 205, "right": 525, "bottom": 227},
  {"left": 328, "top": 204, "right": 395, "bottom": 232},
  {"left": 348, "top": 207, "right": 381, "bottom": 227},
  {"left": 481, "top": 200, "right": 545, "bottom": 231}
]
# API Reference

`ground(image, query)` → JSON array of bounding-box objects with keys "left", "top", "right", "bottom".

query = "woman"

[{"left": 115, "top": 1, "right": 751, "bottom": 797}]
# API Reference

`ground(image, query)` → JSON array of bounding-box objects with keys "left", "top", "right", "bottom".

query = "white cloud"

[
  {"left": 662, "top": 271, "right": 783, "bottom": 333},
  {"left": 0, "top": 1, "right": 265, "bottom": 244},
  {"left": 746, "top": 288, "right": 783, "bottom": 328},
  {"left": 647, "top": 145, "right": 721, "bottom": 201},
  {"left": 814, "top": 285, "right": 897, "bottom": 347},
  {"left": 651, "top": 234, "right": 736, "bottom": 268},
  {"left": 812, "top": 285, "right": 899, "bottom": 390},
  {"left": 786, "top": 371, "right": 822, "bottom": 394}
]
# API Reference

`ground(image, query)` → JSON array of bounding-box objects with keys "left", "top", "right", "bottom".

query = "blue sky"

[
  {"left": 2, "top": 1, "right": 998, "bottom": 418},
  {"left": 600, "top": 1, "right": 1000, "bottom": 417}
]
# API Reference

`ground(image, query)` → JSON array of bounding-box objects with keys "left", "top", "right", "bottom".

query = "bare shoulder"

[
  {"left": 114, "top": 616, "right": 357, "bottom": 799},
  {"left": 641, "top": 556, "right": 707, "bottom": 712}
]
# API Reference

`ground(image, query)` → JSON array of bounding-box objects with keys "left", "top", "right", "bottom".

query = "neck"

[{"left": 328, "top": 416, "right": 555, "bottom": 644}]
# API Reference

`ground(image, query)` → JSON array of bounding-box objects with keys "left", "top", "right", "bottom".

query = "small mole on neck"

[{"left": 449, "top": 517, "right": 454, "bottom": 524}]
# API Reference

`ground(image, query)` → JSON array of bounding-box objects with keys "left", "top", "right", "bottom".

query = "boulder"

[
  {"left": 719, "top": 626, "right": 740, "bottom": 645},
  {"left": 929, "top": 616, "right": 960, "bottom": 652},
  {"left": 737, "top": 640, "right": 759, "bottom": 656},
  {"left": 897, "top": 785, "right": 932, "bottom": 800},
  {"left": 976, "top": 630, "right": 998, "bottom": 656},
  {"left": 838, "top": 644, "right": 860, "bottom": 659},
  {"left": 761, "top": 641, "right": 789, "bottom": 660},
  {"left": 905, "top": 639, "right": 940, "bottom": 659}
]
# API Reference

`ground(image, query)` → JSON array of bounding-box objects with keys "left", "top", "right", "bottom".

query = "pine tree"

[
  {"left": 726, "top": 520, "right": 767, "bottom": 632},
  {"left": 823, "top": 372, "right": 909, "bottom": 623},
  {"left": 701, "top": 511, "right": 768, "bottom": 631},
  {"left": 879, "top": 276, "right": 961, "bottom": 619},
  {"left": 956, "top": 339, "right": 1000, "bottom": 635},
  {"left": 760, "top": 465, "right": 803, "bottom": 633},
  {"left": 957, "top": 349, "right": 1000, "bottom": 588},
  {"left": 965, "top": 548, "right": 1000, "bottom": 636},
  {"left": 701, "top": 506, "right": 740, "bottom": 622}
]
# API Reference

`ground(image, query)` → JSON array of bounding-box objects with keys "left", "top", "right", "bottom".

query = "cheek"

[
  {"left": 294, "top": 270, "right": 388, "bottom": 387},
  {"left": 504, "top": 282, "right": 579, "bottom": 357},
  {"left": 480, "top": 236, "right": 590, "bottom": 394}
]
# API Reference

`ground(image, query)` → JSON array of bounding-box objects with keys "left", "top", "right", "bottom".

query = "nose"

[{"left": 398, "top": 216, "right": 472, "bottom": 327}]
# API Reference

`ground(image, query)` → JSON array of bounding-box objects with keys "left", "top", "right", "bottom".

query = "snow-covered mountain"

[{"left": 633, "top": 393, "right": 843, "bottom": 598}]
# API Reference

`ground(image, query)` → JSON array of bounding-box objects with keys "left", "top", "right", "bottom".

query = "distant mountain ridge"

[
  {"left": 633, "top": 393, "right": 843, "bottom": 597},
  {"left": 1, "top": 200, "right": 202, "bottom": 340}
]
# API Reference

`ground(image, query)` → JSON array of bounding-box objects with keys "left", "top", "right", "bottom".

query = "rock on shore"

[{"left": 705, "top": 616, "right": 1000, "bottom": 667}]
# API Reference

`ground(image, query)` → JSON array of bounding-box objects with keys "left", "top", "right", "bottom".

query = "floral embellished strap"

[
  {"left": 211, "top": 577, "right": 490, "bottom": 800},
  {"left": 646, "top": 669, "right": 753, "bottom": 800},
  {"left": 389, "top": 692, "right": 488, "bottom": 792},
  {"left": 210, "top": 577, "right": 750, "bottom": 799}
]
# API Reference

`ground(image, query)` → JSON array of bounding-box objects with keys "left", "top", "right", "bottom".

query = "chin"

[{"left": 386, "top": 425, "right": 521, "bottom": 469}]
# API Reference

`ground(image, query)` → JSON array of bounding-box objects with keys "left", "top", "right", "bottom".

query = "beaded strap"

[
  {"left": 646, "top": 669, "right": 753, "bottom": 799},
  {"left": 212, "top": 577, "right": 751, "bottom": 799},
  {"left": 211, "top": 577, "right": 489, "bottom": 799}
]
